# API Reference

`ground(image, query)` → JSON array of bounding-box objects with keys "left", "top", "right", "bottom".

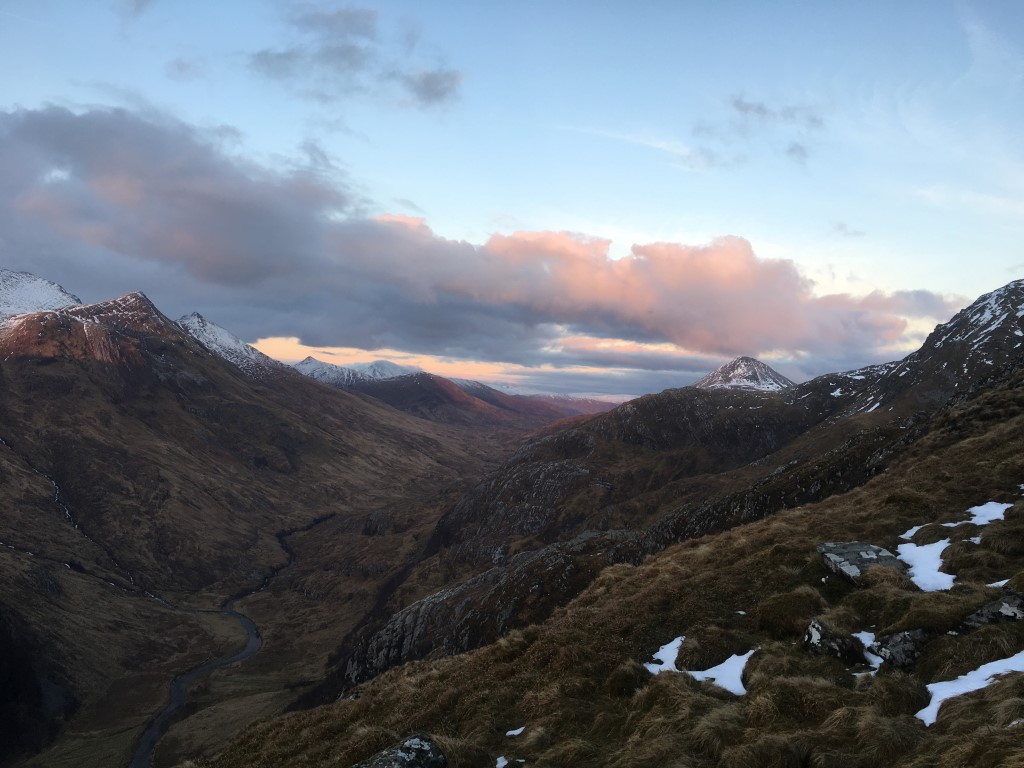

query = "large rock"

[
  {"left": 802, "top": 618, "right": 867, "bottom": 665},
  {"left": 351, "top": 734, "right": 446, "bottom": 768},
  {"left": 817, "top": 542, "right": 905, "bottom": 585},
  {"left": 868, "top": 629, "right": 928, "bottom": 669},
  {"left": 963, "top": 593, "right": 1024, "bottom": 630}
]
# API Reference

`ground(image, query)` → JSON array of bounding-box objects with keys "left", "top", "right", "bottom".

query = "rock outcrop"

[
  {"left": 350, "top": 734, "right": 446, "bottom": 768},
  {"left": 817, "top": 542, "right": 905, "bottom": 585},
  {"left": 802, "top": 618, "right": 867, "bottom": 665},
  {"left": 962, "top": 593, "right": 1024, "bottom": 630},
  {"left": 868, "top": 629, "right": 928, "bottom": 669}
]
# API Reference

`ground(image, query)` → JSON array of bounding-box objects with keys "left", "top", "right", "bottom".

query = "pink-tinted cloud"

[{"left": 0, "top": 105, "right": 966, "bottom": 393}]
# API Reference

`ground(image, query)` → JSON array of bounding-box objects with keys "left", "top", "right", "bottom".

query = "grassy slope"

[
  {"left": 211, "top": 374, "right": 1024, "bottom": 768},
  {"left": 0, "top": 339, "right": 510, "bottom": 767}
]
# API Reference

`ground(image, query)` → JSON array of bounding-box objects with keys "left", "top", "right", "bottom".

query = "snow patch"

[
  {"left": 916, "top": 649, "right": 1024, "bottom": 725},
  {"left": 897, "top": 539, "right": 955, "bottom": 591},
  {"left": 505, "top": 727, "right": 525, "bottom": 737},
  {"left": 854, "top": 631, "right": 883, "bottom": 674},
  {"left": 644, "top": 636, "right": 683, "bottom": 674},
  {"left": 687, "top": 650, "right": 757, "bottom": 695}
]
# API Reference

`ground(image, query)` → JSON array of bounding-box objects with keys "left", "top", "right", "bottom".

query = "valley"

[{"left": 2, "top": 272, "right": 1024, "bottom": 768}]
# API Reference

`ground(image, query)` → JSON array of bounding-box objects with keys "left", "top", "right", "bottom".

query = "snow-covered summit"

[
  {"left": 294, "top": 357, "right": 421, "bottom": 387},
  {"left": 0, "top": 269, "right": 82, "bottom": 319},
  {"left": 694, "top": 356, "right": 795, "bottom": 392},
  {"left": 928, "top": 278, "right": 1024, "bottom": 350},
  {"left": 177, "top": 312, "right": 284, "bottom": 377},
  {"left": 350, "top": 359, "right": 421, "bottom": 379}
]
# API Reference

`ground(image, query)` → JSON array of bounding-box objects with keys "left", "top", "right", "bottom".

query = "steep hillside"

[
  {"left": 213, "top": 366, "right": 1024, "bottom": 768},
  {"left": 177, "top": 312, "right": 286, "bottom": 378},
  {"left": 0, "top": 290, "right": 507, "bottom": 767},
  {"left": 300, "top": 281, "right": 1024, "bottom": 704}
]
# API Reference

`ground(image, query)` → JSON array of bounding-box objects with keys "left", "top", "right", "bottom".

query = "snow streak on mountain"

[{"left": 177, "top": 312, "right": 284, "bottom": 377}]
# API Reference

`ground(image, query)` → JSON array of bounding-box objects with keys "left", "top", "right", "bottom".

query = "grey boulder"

[{"left": 351, "top": 734, "right": 447, "bottom": 768}]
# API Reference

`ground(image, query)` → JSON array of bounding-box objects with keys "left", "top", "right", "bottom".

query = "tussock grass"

[{"left": 211, "top": 374, "right": 1024, "bottom": 768}]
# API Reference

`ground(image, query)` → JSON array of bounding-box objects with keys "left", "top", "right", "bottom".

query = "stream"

[
  {"left": 0, "top": 432, "right": 329, "bottom": 768},
  {"left": 127, "top": 604, "right": 261, "bottom": 768}
]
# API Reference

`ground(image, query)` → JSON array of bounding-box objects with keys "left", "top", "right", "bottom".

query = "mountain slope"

[
  {"left": 694, "top": 356, "right": 795, "bottom": 391},
  {"left": 0, "top": 287, "right": 508, "bottom": 767},
  {"left": 212, "top": 366, "right": 1024, "bottom": 768},
  {"left": 298, "top": 359, "right": 616, "bottom": 429},
  {"left": 300, "top": 279, "right": 1024, "bottom": 705},
  {"left": 293, "top": 356, "right": 421, "bottom": 386},
  {"left": 0, "top": 269, "right": 81, "bottom": 319},
  {"left": 177, "top": 312, "right": 286, "bottom": 378}
]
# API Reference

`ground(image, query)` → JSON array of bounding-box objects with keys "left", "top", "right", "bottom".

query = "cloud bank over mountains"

[{"left": 0, "top": 106, "right": 961, "bottom": 391}]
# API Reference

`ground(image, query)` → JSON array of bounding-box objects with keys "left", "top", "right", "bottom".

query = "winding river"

[{"left": 128, "top": 604, "right": 261, "bottom": 768}]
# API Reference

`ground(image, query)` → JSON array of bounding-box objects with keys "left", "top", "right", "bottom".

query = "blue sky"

[{"left": 0, "top": 1, "right": 1021, "bottom": 394}]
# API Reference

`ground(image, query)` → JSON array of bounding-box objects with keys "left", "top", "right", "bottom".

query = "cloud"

[
  {"left": 398, "top": 69, "right": 462, "bottom": 107},
  {"left": 126, "top": 0, "right": 155, "bottom": 14},
  {"left": 832, "top": 221, "right": 865, "bottom": 238},
  {"left": 165, "top": 56, "right": 207, "bottom": 81},
  {"left": 0, "top": 106, "right": 962, "bottom": 394},
  {"left": 731, "top": 97, "right": 824, "bottom": 130},
  {"left": 685, "top": 95, "right": 825, "bottom": 165},
  {"left": 247, "top": 6, "right": 461, "bottom": 108}
]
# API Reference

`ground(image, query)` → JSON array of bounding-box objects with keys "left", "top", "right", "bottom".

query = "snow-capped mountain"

[
  {"left": 177, "top": 312, "right": 284, "bottom": 378},
  {"left": 293, "top": 356, "right": 421, "bottom": 386},
  {"left": 0, "top": 269, "right": 81, "bottom": 319},
  {"left": 694, "top": 356, "right": 796, "bottom": 392}
]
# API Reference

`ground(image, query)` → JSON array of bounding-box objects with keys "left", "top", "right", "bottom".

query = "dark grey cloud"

[
  {"left": 247, "top": 5, "right": 460, "bottom": 108},
  {"left": 0, "top": 106, "right": 961, "bottom": 396}
]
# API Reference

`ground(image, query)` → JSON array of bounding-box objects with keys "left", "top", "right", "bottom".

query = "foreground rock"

[
  {"left": 869, "top": 629, "right": 928, "bottom": 669},
  {"left": 351, "top": 734, "right": 446, "bottom": 768},
  {"left": 962, "top": 592, "right": 1024, "bottom": 630},
  {"left": 817, "top": 542, "right": 905, "bottom": 585},
  {"left": 802, "top": 618, "right": 867, "bottom": 665}
]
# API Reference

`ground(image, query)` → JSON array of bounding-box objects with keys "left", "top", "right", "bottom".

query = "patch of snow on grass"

[
  {"left": 897, "top": 539, "right": 955, "bottom": 591},
  {"left": 854, "top": 631, "right": 883, "bottom": 673},
  {"left": 505, "top": 727, "right": 525, "bottom": 736},
  {"left": 687, "top": 649, "right": 756, "bottom": 695},
  {"left": 942, "top": 501, "right": 1013, "bottom": 529},
  {"left": 496, "top": 757, "right": 508, "bottom": 768},
  {"left": 897, "top": 499, "right": 1016, "bottom": 590},
  {"left": 989, "top": 579, "right": 1010, "bottom": 587},
  {"left": 916, "top": 649, "right": 1024, "bottom": 725},
  {"left": 900, "top": 524, "right": 927, "bottom": 540},
  {"left": 644, "top": 636, "right": 683, "bottom": 674}
]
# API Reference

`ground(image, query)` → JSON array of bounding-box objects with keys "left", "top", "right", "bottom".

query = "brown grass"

[{"left": 208, "top": 374, "right": 1024, "bottom": 768}]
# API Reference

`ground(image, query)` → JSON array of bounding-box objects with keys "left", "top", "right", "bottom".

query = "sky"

[{"left": 0, "top": 0, "right": 1022, "bottom": 396}]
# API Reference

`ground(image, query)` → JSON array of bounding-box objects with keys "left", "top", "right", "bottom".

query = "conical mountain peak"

[{"left": 694, "top": 356, "right": 795, "bottom": 392}]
